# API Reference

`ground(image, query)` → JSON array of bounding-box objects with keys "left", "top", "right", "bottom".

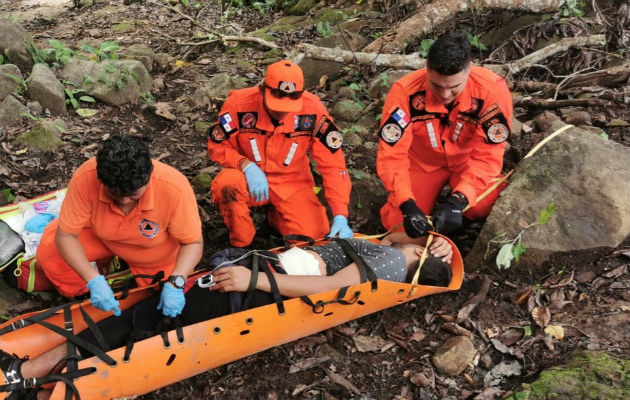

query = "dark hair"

[
  {"left": 96, "top": 134, "right": 153, "bottom": 196},
  {"left": 426, "top": 32, "right": 471, "bottom": 75}
]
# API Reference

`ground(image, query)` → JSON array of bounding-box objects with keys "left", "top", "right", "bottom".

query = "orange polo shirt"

[{"left": 58, "top": 158, "right": 201, "bottom": 269}]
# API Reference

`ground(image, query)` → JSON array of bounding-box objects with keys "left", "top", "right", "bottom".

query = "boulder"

[
  {"left": 347, "top": 169, "right": 387, "bottom": 227},
  {"left": 0, "top": 19, "right": 34, "bottom": 71},
  {"left": 123, "top": 44, "right": 156, "bottom": 72},
  {"left": 0, "top": 64, "right": 23, "bottom": 100},
  {"left": 332, "top": 100, "right": 363, "bottom": 122},
  {"left": 466, "top": 121, "right": 630, "bottom": 271},
  {"left": 14, "top": 118, "right": 66, "bottom": 150},
  {"left": 0, "top": 96, "right": 28, "bottom": 129},
  {"left": 192, "top": 73, "right": 248, "bottom": 108},
  {"left": 431, "top": 336, "right": 475, "bottom": 376},
  {"left": 63, "top": 59, "right": 152, "bottom": 106},
  {"left": 524, "top": 351, "right": 630, "bottom": 400},
  {"left": 27, "top": 64, "right": 66, "bottom": 115}
]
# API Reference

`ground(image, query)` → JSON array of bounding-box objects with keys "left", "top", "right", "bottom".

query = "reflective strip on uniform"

[
  {"left": 452, "top": 122, "right": 463, "bottom": 142},
  {"left": 283, "top": 142, "right": 298, "bottom": 166},
  {"left": 249, "top": 138, "right": 262, "bottom": 162},
  {"left": 426, "top": 122, "right": 438, "bottom": 148}
]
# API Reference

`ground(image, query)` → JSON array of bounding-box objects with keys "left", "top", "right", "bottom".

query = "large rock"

[
  {"left": 0, "top": 95, "right": 28, "bottom": 129},
  {"left": 0, "top": 19, "right": 34, "bottom": 71},
  {"left": 466, "top": 121, "right": 630, "bottom": 271},
  {"left": 192, "top": 73, "right": 248, "bottom": 108},
  {"left": 524, "top": 351, "right": 630, "bottom": 400},
  {"left": 431, "top": 336, "right": 475, "bottom": 376},
  {"left": 0, "top": 64, "right": 23, "bottom": 100},
  {"left": 63, "top": 59, "right": 152, "bottom": 106},
  {"left": 123, "top": 44, "right": 156, "bottom": 72},
  {"left": 27, "top": 64, "right": 66, "bottom": 115},
  {"left": 348, "top": 169, "right": 387, "bottom": 226},
  {"left": 332, "top": 100, "right": 363, "bottom": 122},
  {"left": 13, "top": 118, "right": 66, "bottom": 150}
]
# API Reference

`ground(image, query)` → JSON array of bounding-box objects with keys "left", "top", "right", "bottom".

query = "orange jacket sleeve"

[
  {"left": 376, "top": 81, "right": 416, "bottom": 209},
  {"left": 207, "top": 93, "right": 247, "bottom": 170},
  {"left": 309, "top": 105, "right": 351, "bottom": 217},
  {"left": 451, "top": 79, "right": 513, "bottom": 206}
]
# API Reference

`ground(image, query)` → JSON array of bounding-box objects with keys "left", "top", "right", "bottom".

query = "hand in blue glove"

[
  {"left": 86, "top": 275, "right": 121, "bottom": 316},
  {"left": 157, "top": 283, "right": 186, "bottom": 318},
  {"left": 243, "top": 162, "right": 269, "bottom": 203},
  {"left": 327, "top": 215, "right": 353, "bottom": 239}
]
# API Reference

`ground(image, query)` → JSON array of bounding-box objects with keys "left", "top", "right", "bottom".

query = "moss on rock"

[
  {"left": 314, "top": 8, "right": 348, "bottom": 24},
  {"left": 526, "top": 351, "right": 630, "bottom": 400},
  {"left": 285, "top": 0, "right": 318, "bottom": 15}
]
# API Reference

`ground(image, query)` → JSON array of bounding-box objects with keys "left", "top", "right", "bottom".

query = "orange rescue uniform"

[
  {"left": 37, "top": 158, "right": 202, "bottom": 297},
  {"left": 377, "top": 66, "right": 513, "bottom": 230},
  {"left": 208, "top": 87, "right": 351, "bottom": 246}
]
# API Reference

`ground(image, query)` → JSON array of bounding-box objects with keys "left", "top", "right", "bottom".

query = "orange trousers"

[
  {"left": 380, "top": 166, "right": 506, "bottom": 232},
  {"left": 211, "top": 168, "right": 329, "bottom": 247},
  {"left": 38, "top": 220, "right": 176, "bottom": 297}
]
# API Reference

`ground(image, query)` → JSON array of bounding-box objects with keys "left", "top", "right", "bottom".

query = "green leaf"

[
  {"left": 105, "top": 62, "right": 118, "bottom": 73},
  {"left": 0, "top": 54, "right": 4, "bottom": 64},
  {"left": 1, "top": 189, "right": 15, "bottom": 203},
  {"left": 80, "top": 44, "right": 98, "bottom": 54},
  {"left": 76, "top": 108, "right": 99, "bottom": 118},
  {"left": 79, "top": 95, "right": 95, "bottom": 103},
  {"left": 538, "top": 203, "right": 555, "bottom": 225},
  {"left": 523, "top": 325, "right": 532, "bottom": 337},
  {"left": 181, "top": 0, "right": 189, "bottom": 6},
  {"left": 600, "top": 132, "right": 609, "bottom": 140},
  {"left": 70, "top": 97, "right": 78, "bottom": 109},
  {"left": 512, "top": 243, "right": 526, "bottom": 262},
  {"left": 496, "top": 243, "right": 514, "bottom": 270},
  {"left": 100, "top": 41, "right": 120, "bottom": 53}
]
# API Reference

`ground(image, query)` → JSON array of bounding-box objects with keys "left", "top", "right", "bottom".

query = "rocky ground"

[{"left": 0, "top": 0, "right": 629, "bottom": 399}]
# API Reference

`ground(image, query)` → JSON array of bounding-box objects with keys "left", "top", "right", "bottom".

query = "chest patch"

[
  {"left": 411, "top": 93, "right": 426, "bottom": 111},
  {"left": 238, "top": 112, "right": 257, "bottom": 129},
  {"left": 139, "top": 219, "right": 159, "bottom": 239},
  {"left": 295, "top": 114, "right": 316, "bottom": 131}
]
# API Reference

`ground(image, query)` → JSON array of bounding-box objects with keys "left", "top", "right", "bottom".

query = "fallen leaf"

[
  {"left": 318, "top": 74, "right": 328, "bottom": 88},
  {"left": 549, "top": 290, "right": 572, "bottom": 310},
  {"left": 76, "top": 108, "right": 99, "bottom": 117},
  {"left": 576, "top": 271, "right": 597, "bottom": 283},
  {"left": 515, "top": 286, "right": 533, "bottom": 305},
  {"left": 288, "top": 356, "right": 329, "bottom": 374},
  {"left": 603, "top": 264, "right": 628, "bottom": 278},
  {"left": 621, "top": 305, "right": 630, "bottom": 312},
  {"left": 531, "top": 306, "right": 551, "bottom": 327},
  {"left": 198, "top": 165, "right": 220, "bottom": 174},
  {"left": 353, "top": 335, "right": 393, "bottom": 353},
  {"left": 410, "top": 331, "right": 425, "bottom": 342},
  {"left": 612, "top": 248, "right": 630, "bottom": 258},
  {"left": 410, "top": 371, "right": 433, "bottom": 387},
  {"left": 292, "top": 384, "right": 308, "bottom": 396},
  {"left": 154, "top": 102, "right": 177, "bottom": 121},
  {"left": 498, "top": 327, "right": 524, "bottom": 346},
  {"left": 517, "top": 217, "right": 529, "bottom": 229},
  {"left": 544, "top": 325, "right": 565, "bottom": 340},
  {"left": 483, "top": 360, "right": 522, "bottom": 387}
]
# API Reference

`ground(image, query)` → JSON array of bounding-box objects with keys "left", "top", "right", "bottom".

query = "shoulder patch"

[
  {"left": 390, "top": 107, "right": 410, "bottom": 128},
  {"left": 316, "top": 117, "right": 342, "bottom": 153},
  {"left": 238, "top": 112, "right": 257, "bottom": 129},
  {"left": 208, "top": 123, "right": 227, "bottom": 143},
  {"left": 481, "top": 110, "right": 510, "bottom": 144},
  {"left": 380, "top": 123, "right": 402, "bottom": 144},
  {"left": 295, "top": 114, "right": 316, "bottom": 131},
  {"left": 219, "top": 113, "right": 238, "bottom": 135}
]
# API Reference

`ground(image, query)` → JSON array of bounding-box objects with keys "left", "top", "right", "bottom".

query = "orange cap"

[{"left": 263, "top": 60, "right": 304, "bottom": 113}]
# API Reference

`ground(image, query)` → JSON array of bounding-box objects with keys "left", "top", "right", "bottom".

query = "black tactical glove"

[
  {"left": 399, "top": 199, "right": 430, "bottom": 238},
  {"left": 432, "top": 192, "right": 468, "bottom": 235}
]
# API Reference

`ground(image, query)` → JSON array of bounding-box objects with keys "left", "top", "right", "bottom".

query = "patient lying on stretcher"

[{"left": 0, "top": 233, "right": 453, "bottom": 399}]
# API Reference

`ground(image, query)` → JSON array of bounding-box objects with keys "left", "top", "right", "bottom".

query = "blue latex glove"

[
  {"left": 24, "top": 213, "right": 56, "bottom": 233},
  {"left": 86, "top": 275, "right": 121, "bottom": 316},
  {"left": 243, "top": 163, "right": 269, "bottom": 203},
  {"left": 327, "top": 215, "right": 353, "bottom": 239},
  {"left": 157, "top": 283, "right": 186, "bottom": 318}
]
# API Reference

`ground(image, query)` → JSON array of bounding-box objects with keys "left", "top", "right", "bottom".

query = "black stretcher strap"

[
  {"left": 242, "top": 253, "right": 260, "bottom": 310},
  {"left": 78, "top": 306, "right": 109, "bottom": 353},
  {"left": 336, "top": 239, "right": 379, "bottom": 291},
  {"left": 0, "top": 367, "right": 95, "bottom": 399},
  {"left": 282, "top": 234, "right": 315, "bottom": 250},
  {"left": 300, "top": 286, "right": 361, "bottom": 314},
  {"left": 63, "top": 307, "right": 77, "bottom": 400}
]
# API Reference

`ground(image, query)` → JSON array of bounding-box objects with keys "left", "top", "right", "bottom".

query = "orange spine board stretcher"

[{"left": 1, "top": 234, "right": 462, "bottom": 400}]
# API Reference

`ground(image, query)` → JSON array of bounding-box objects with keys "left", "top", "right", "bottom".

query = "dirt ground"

[{"left": 1, "top": 0, "right": 629, "bottom": 399}]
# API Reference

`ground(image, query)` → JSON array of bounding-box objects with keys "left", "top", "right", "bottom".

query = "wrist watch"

[{"left": 167, "top": 275, "right": 186, "bottom": 289}]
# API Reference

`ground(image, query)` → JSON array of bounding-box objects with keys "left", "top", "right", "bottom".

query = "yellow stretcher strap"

[{"left": 408, "top": 233, "right": 433, "bottom": 297}]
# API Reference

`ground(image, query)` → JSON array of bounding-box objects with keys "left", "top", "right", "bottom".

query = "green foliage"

[
  {"left": 465, "top": 31, "right": 487, "bottom": 51},
  {"left": 0, "top": 189, "right": 15, "bottom": 203},
  {"left": 379, "top": 72, "right": 391, "bottom": 89},
  {"left": 116, "top": 67, "right": 137, "bottom": 90},
  {"left": 140, "top": 91, "right": 155, "bottom": 105},
  {"left": 316, "top": 21, "right": 332, "bottom": 37},
  {"left": 80, "top": 41, "right": 120, "bottom": 61},
  {"left": 64, "top": 86, "right": 95, "bottom": 109},
  {"left": 252, "top": 0, "right": 276, "bottom": 14},
  {"left": 345, "top": 82, "right": 367, "bottom": 109},
  {"left": 418, "top": 39, "right": 434, "bottom": 58},
  {"left": 47, "top": 39, "right": 74, "bottom": 66},
  {"left": 560, "top": 0, "right": 585, "bottom": 17},
  {"left": 368, "top": 31, "right": 383, "bottom": 41},
  {"left": 22, "top": 112, "right": 42, "bottom": 122},
  {"left": 27, "top": 45, "right": 48, "bottom": 65},
  {"left": 0, "top": 54, "right": 4, "bottom": 65},
  {"left": 3, "top": 73, "right": 27, "bottom": 95},
  {"left": 495, "top": 203, "right": 556, "bottom": 270},
  {"left": 600, "top": 132, "right": 609, "bottom": 140}
]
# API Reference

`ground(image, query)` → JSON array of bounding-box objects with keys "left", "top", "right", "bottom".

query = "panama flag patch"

[
  {"left": 219, "top": 113, "right": 237, "bottom": 134},
  {"left": 392, "top": 108, "right": 410, "bottom": 128}
]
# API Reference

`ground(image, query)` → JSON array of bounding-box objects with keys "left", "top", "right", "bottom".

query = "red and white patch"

[
  {"left": 381, "top": 123, "right": 402, "bottom": 143},
  {"left": 486, "top": 123, "right": 509, "bottom": 143},
  {"left": 240, "top": 112, "right": 257, "bottom": 128}
]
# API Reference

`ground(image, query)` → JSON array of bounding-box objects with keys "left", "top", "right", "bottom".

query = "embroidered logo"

[
  {"left": 279, "top": 81, "right": 296, "bottom": 94},
  {"left": 486, "top": 123, "right": 509, "bottom": 143},
  {"left": 412, "top": 94, "right": 425, "bottom": 111},
  {"left": 326, "top": 131, "right": 343, "bottom": 149},
  {"left": 138, "top": 219, "right": 159, "bottom": 239},
  {"left": 209, "top": 124, "right": 227, "bottom": 143},
  {"left": 240, "top": 112, "right": 257, "bottom": 128},
  {"left": 381, "top": 123, "right": 402, "bottom": 143},
  {"left": 219, "top": 113, "right": 237, "bottom": 134}
]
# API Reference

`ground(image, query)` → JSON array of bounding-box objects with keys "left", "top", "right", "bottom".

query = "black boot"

[{"left": 0, "top": 349, "right": 28, "bottom": 399}]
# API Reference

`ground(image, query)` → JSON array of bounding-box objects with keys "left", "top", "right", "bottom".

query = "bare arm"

[
  {"left": 211, "top": 262, "right": 362, "bottom": 298},
  {"left": 55, "top": 227, "right": 99, "bottom": 283},
  {"left": 170, "top": 235, "right": 203, "bottom": 278},
  {"left": 381, "top": 232, "right": 452, "bottom": 263}
]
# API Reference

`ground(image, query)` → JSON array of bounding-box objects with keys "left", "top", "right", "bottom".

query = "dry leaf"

[
  {"left": 353, "top": 335, "right": 393, "bottom": 352},
  {"left": 410, "top": 331, "right": 425, "bottom": 342},
  {"left": 603, "top": 264, "right": 628, "bottom": 278},
  {"left": 318, "top": 74, "right": 328, "bottom": 88},
  {"left": 498, "top": 327, "right": 524, "bottom": 346},
  {"left": 544, "top": 325, "right": 565, "bottom": 340},
  {"left": 410, "top": 371, "right": 433, "bottom": 387},
  {"left": 515, "top": 286, "right": 533, "bottom": 305},
  {"left": 531, "top": 306, "right": 551, "bottom": 327},
  {"left": 154, "top": 102, "right": 177, "bottom": 121}
]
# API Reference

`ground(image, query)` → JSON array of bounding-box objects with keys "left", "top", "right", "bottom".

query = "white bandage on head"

[{"left": 278, "top": 246, "right": 322, "bottom": 276}]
